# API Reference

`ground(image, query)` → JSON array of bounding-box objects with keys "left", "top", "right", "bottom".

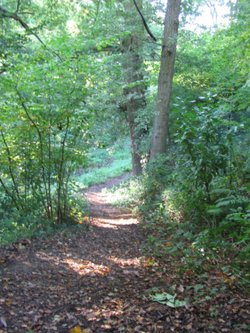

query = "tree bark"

[
  {"left": 121, "top": 0, "right": 146, "bottom": 175},
  {"left": 150, "top": 0, "right": 181, "bottom": 159}
]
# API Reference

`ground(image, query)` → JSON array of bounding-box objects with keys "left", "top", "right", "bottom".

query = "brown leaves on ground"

[{"left": 0, "top": 176, "right": 250, "bottom": 332}]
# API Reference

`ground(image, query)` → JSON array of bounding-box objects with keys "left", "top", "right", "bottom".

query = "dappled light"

[
  {"left": 92, "top": 217, "right": 138, "bottom": 227},
  {"left": 64, "top": 259, "right": 111, "bottom": 277},
  {"left": 108, "top": 256, "right": 143, "bottom": 268},
  {"left": 1, "top": 177, "right": 249, "bottom": 332},
  {"left": 0, "top": 0, "right": 249, "bottom": 331},
  {"left": 85, "top": 178, "right": 138, "bottom": 229}
]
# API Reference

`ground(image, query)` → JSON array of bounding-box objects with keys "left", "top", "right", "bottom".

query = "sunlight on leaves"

[{"left": 69, "top": 325, "right": 91, "bottom": 333}]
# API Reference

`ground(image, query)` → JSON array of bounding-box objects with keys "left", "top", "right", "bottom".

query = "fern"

[{"left": 216, "top": 195, "right": 249, "bottom": 208}]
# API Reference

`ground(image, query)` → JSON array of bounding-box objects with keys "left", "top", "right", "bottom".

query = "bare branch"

[
  {"left": 16, "top": 0, "right": 21, "bottom": 13},
  {"left": 132, "top": 0, "right": 157, "bottom": 42}
]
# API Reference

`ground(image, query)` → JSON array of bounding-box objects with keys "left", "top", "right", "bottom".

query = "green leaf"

[{"left": 150, "top": 292, "right": 188, "bottom": 308}]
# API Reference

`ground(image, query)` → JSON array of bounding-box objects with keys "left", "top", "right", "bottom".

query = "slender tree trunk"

[
  {"left": 57, "top": 117, "right": 69, "bottom": 224},
  {"left": 0, "top": 130, "right": 23, "bottom": 209},
  {"left": 150, "top": 0, "right": 181, "bottom": 159},
  {"left": 121, "top": 0, "right": 146, "bottom": 175}
]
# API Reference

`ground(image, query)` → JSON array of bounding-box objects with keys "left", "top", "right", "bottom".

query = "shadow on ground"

[{"left": 0, "top": 175, "right": 249, "bottom": 333}]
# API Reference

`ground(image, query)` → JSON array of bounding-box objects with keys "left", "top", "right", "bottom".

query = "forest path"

[
  {"left": 0, "top": 175, "right": 249, "bottom": 333},
  {"left": 0, "top": 174, "right": 173, "bottom": 333},
  {"left": 85, "top": 173, "right": 137, "bottom": 229}
]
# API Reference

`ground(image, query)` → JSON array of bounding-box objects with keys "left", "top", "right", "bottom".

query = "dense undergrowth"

[
  {"left": 76, "top": 139, "right": 131, "bottom": 189},
  {"left": 107, "top": 112, "right": 250, "bottom": 287},
  {"left": 0, "top": 139, "right": 131, "bottom": 246}
]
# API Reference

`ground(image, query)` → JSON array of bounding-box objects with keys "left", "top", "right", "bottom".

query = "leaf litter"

[{"left": 0, "top": 175, "right": 249, "bottom": 332}]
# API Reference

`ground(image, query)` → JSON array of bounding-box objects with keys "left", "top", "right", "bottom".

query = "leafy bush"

[
  {"left": 0, "top": 46, "right": 89, "bottom": 224},
  {"left": 76, "top": 139, "right": 132, "bottom": 189},
  {"left": 104, "top": 176, "right": 143, "bottom": 208},
  {"left": 136, "top": 104, "right": 250, "bottom": 283}
]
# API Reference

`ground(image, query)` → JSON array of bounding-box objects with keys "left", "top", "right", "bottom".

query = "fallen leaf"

[
  {"left": 177, "top": 285, "right": 184, "bottom": 293},
  {"left": 70, "top": 325, "right": 82, "bottom": 333},
  {"left": 70, "top": 325, "right": 91, "bottom": 333},
  {"left": 186, "top": 323, "right": 193, "bottom": 330},
  {"left": 0, "top": 257, "right": 6, "bottom": 264},
  {"left": 0, "top": 316, "right": 7, "bottom": 328},
  {"left": 53, "top": 315, "right": 61, "bottom": 323}
]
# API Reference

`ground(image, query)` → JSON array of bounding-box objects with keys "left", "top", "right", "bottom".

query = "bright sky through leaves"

[
  {"left": 157, "top": 0, "right": 236, "bottom": 31},
  {"left": 188, "top": 1, "right": 235, "bottom": 30}
]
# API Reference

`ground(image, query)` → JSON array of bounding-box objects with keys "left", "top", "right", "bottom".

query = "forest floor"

[{"left": 0, "top": 175, "right": 249, "bottom": 333}]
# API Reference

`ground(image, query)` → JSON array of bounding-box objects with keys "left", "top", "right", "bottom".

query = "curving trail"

[{"left": 0, "top": 175, "right": 249, "bottom": 332}]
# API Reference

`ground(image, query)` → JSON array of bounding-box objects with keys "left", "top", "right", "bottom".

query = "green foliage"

[
  {"left": 136, "top": 97, "right": 249, "bottom": 283},
  {"left": 0, "top": 1, "right": 96, "bottom": 234},
  {"left": 76, "top": 139, "right": 132, "bottom": 189},
  {"left": 104, "top": 177, "right": 143, "bottom": 208},
  {"left": 137, "top": 153, "right": 176, "bottom": 226},
  {"left": 0, "top": 214, "right": 53, "bottom": 245},
  {"left": 165, "top": 8, "right": 250, "bottom": 280},
  {"left": 0, "top": 45, "right": 90, "bottom": 223},
  {"left": 151, "top": 292, "right": 188, "bottom": 308}
]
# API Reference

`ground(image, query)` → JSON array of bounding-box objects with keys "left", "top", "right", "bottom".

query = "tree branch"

[
  {"left": 16, "top": 0, "right": 22, "bottom": 14},
  {"left": 0, "top": 5, "right": 47, "bottom": 47},
  {"left": 0, "top": 5, "right": 62, "bottom": 61},
  {"left": 94, "top": 0, "right": 101, "bottom": 22},
  {"left": 132, "top": 0, "right": 157, "bottom": 42}
]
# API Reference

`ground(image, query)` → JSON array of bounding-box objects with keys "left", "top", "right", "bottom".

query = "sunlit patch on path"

[
  {"left": 64, "top": 259, "right": 111, "bottom": 276},
  {"left": 85, "top": 175, "right": 138, "bottom": 228},
  {"left": 0, "top": 174, "right": 249, "bottom": 332}
]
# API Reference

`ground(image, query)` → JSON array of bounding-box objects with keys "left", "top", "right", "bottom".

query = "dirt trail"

[
  {"left": 0, "top": 175, "right": 164, "bottom": 332},
  {"left": 0, "top": 175, "right": 249, "bottom": 332},
  {"left": 85, "top": 174, "right": 137, "bottom": 228}
]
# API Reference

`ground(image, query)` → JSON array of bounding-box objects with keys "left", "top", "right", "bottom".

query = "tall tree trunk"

[
  {"left": 121, "top": 0, "right": 146, "bottom": 175},
  {"left": 150, "top": 0, "right": 181, "bottom": 159}
]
